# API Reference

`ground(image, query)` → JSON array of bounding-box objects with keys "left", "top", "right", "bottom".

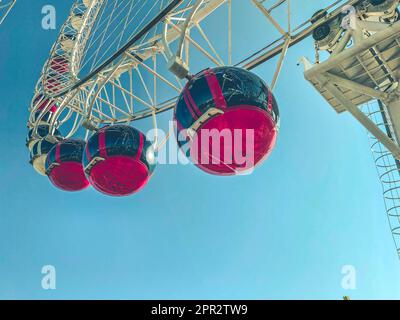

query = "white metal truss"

[
  {"left": 303, "top": 19, "right": 400, "bottom": 159},
  {"left": 31, "top": 0, "right": 358, "bottom": 140},
  {"left": 0, "top": 0, "right": 16, "bottom": 25},
  {"left": 302, "top": 1, "right": 400, "bottom": 258}
]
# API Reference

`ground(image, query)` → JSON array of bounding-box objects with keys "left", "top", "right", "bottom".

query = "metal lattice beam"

[{"left": 0, "top": 0, "right": 16, "bottom": 25}]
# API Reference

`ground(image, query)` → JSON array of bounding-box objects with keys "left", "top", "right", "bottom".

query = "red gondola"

[
  {"left": 174, "top": 67, "right": 279, "bottom": 175},
  {"left": 83, "top": 125, "right": 156, "bottom": 196},
  {"left": 31, "top": 94, "right": 58, "bottom": 123},
  {"left": 26, "top": 124, "right": 62, "bottom": 150},
  {"left": 30, "top": 138, "right": 59, "bottom": 176},
  {"left": 45, "top": 139, "right": 90, "bottom": 192},
  {"left": 50, "top": 55, "right": 69, "bottom": 74}
]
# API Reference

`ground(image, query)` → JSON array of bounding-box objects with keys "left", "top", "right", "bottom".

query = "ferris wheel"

[{"left": 27, "top": 1, "right": 400, "bottom": 256}]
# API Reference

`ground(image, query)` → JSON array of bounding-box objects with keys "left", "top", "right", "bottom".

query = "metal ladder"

[{"left": 364, "top": 99, "right": 400, "bottom": 259}]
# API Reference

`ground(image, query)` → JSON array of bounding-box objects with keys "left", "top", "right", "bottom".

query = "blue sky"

[{"left": 0, "top": 0, "right": 399, "bottom": 300}]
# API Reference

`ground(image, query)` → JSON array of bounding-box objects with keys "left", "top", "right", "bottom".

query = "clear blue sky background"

[{"left": 0, "top": 0, "right": 399, "bottom": 300}]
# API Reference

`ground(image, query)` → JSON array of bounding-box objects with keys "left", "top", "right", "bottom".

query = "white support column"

[
  {"left": 384, "top": 91, "right": 400, "bottom": 145},
  {"left": 316, "top": 74, "right": 400, "bottom": 160},
  {"left": 324, "top": 72, "right": 390, "bottom": 101}
]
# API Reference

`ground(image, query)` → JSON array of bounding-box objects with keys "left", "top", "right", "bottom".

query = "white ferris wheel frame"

[
  {"left": 29, "top": 0, "right": 355, "bottom": 139},
  {"left": 0, "top": 0, "right": 16, "bottom": 25}
]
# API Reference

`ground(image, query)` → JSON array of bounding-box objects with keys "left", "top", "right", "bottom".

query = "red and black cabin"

[
  {"left": 45, "top": 139, "right": 89, "bottom": 192},
  {"left": 174, "top": 66, "right": 279, "bottom": 175},
  {"left": 83, "top": 125, "right": 156, "bottom": 196}
]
